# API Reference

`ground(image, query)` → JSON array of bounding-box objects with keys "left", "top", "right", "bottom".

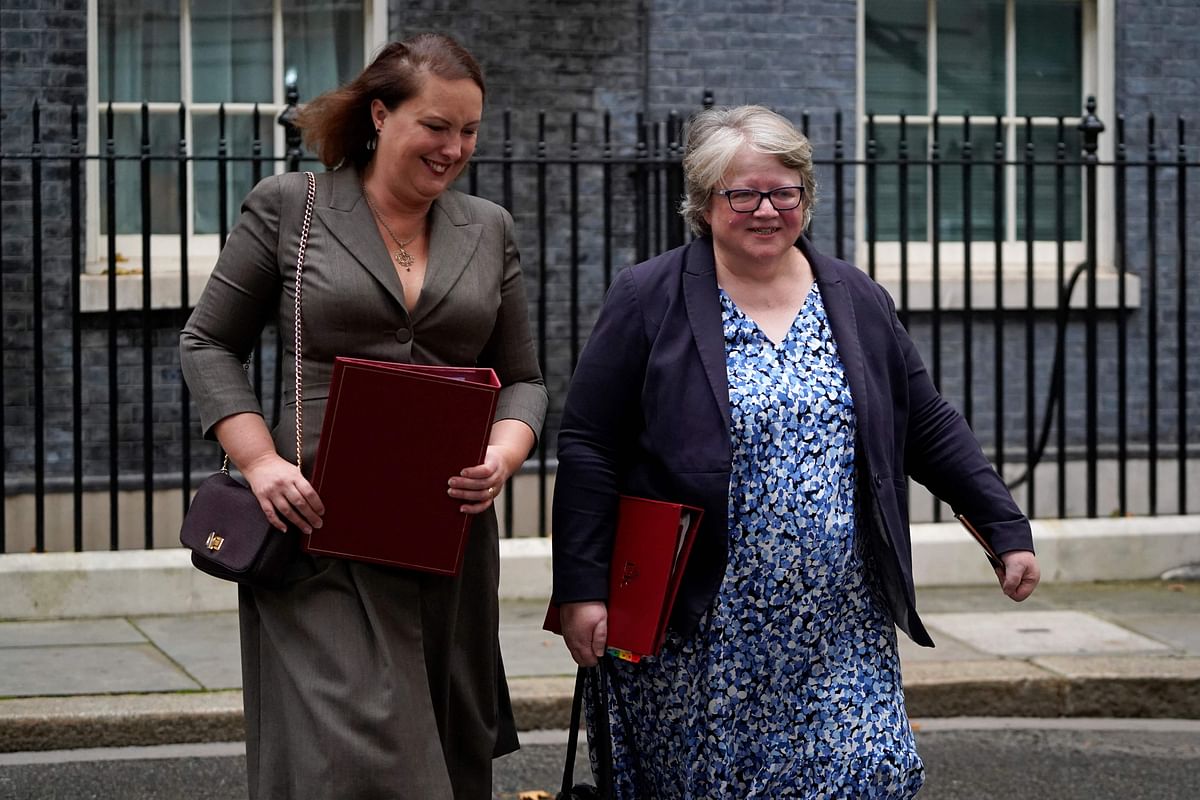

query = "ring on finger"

[{"left": 486, "top": 486, "right": 495, "bottom": 497}]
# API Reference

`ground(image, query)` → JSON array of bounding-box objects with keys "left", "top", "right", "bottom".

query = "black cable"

[{"left": 1005, "top": 260, "right": 1089, "bottom": 490}]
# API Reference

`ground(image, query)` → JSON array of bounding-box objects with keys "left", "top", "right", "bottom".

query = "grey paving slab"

[
  {"left": 0, "top": 619, "right": 146, "bottom": 648},
  {"left": 500, "top": 599, "right": 575, "bottom": 678},
  {"left": 915, "top": 585, "right": 1062, "bottom": 614},
  {"left": 1029, "top": 580, "right": 1200, "bottom": 614},
  {"left": 500, "top": 626, "right": 576, "bottom": 678},
  {"left": 0, "top": 645, "right": 199, "bottom": 697},
  {"left": 897, "top": 628, "right": 989, "bottom": 662},
  {"left": 924, "top": 610, "right": 1172, "bottom": 657},
  {"left": 1104, "top": 613, "right": 1200, "bottom": 655},
  {"left": 132, "top": 613, "right": 242, "bottom": 690}
]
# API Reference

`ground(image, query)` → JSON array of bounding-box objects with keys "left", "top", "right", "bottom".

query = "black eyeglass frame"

[{"left": 715, "top": 185, "right": 806, "bottom": 213}]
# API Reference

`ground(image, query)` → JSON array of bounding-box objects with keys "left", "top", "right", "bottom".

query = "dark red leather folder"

[
  {"left": 545, "top": 496, "right": 704, "bottom": 660},
  {"left": 303, "top": 357, "right": 500, "bottom": 575}
]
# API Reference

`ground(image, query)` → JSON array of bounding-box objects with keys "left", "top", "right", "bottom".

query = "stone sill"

[
  {"left": 873, "top": 267, "right": 1142, "bottom": 312},
  {"left": 80, "top": 261, "right": 1142, "bottom": 314},
  {"left": 80, "top": 267, "right": 211, "bottom": 313}
]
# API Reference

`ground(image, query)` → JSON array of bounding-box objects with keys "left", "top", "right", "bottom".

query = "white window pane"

[
  {"left": 935, "top": 122, "right": 1006, "bottom": 242},
  {"left": 1016, "top": 0, "right": 1083, "bottom": 116},
  {"left": 283, "top": 0, "right": 365, "bottom": 98},
  {"left": 866, "top": 123, "right": 929, "bottom": 242},
  {"left": 865, "top": 0, "right": 928, "bottom": 115},
  {"left": 937, "top": 0, "right": 1005, "bottom": 116},
  {"left": 1016, "top": 123, "right": 1082, "bottom": 240},
  {"left": 97, "top": 0, "right": 180, "bottom": 102},
  {"left": 192, "top": 112, "right": 277, "bottom": 235},
  {"left": 98, "top": 110, "right": 182, "bottom": 235},
  {"left": 192, "top": 0, "right": 273, "bottom": 103}
]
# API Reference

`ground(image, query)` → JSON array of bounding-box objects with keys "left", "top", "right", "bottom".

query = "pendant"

[{"left": 394, "top": 248, "right": 414, "bottom": 271}]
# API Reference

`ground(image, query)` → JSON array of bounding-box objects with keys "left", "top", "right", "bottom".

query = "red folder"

[
  {"left": 545, "top": 496, "right": 704, "bottom": 661},
  {"left": 303, "top": 357, "right": 500, "bottom": 575},
  {"left": 956, "top": 513, "right": 1005, "bottom": 570}
]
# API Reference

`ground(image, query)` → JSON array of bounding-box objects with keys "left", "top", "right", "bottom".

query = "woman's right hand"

[
  {"left": 241, "top": 453, "right": 325, "bottom": 534},
  {"left": 560, "top": 601, "right": 608, "bottom": 667}
]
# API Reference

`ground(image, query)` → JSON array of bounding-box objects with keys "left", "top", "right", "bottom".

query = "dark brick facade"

[
  {"left": 1112, "top": 0, "right": 1200, "bottom": 475},
  {"left": 1, "top": 0, "right": 91, "bottom": 490}
]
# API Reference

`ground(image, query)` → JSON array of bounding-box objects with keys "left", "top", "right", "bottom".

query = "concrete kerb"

[
  {"left": 0, "top": 693, "right": 245, "bottom": 753},
  {"left": 4, "top": 663, "right": 1200, "bottom": 752}
]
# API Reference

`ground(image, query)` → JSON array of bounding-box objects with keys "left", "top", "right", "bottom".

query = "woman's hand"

[
  {"left": 242, "top": 452, "right": 325, "bottom": 534},
  {"left": 447, "top": 419, "right": 536, "bottom": 515},
  {"left": 561, "top": 601, "right": 608, "bottom": 667},
  {"left": 996, "top": 550, "right": 1041, "bottom": 601},
  {"left": 213, "top": 412, "right": 324, "bottom": 534},
  {"left": 448, "top": 444, "right": 514, "bottom": 514}
]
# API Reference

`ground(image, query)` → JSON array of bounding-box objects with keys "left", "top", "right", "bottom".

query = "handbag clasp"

[{"left": 205, "top": 531, "right": 225, "bottom": 552}]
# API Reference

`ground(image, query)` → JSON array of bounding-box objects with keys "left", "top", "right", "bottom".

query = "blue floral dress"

[{"left": 591, "top": 284, "right": 925, "bottom": 799}]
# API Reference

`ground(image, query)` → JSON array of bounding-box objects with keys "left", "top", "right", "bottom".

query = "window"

[
  {"left": 858, "top": 0, "right": 1121, "bottom": 307},
  {"left": 85, "top": 0, "right": 382, "bottom": 308}
]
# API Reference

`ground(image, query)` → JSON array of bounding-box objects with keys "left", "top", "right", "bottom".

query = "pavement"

[{"left": 1, "top": 519, "right": 1199, "bottom": 753}]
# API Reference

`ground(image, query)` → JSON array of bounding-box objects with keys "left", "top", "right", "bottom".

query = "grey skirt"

[{"left": 239, "top": 515, "right": 516, "bottom": 799}]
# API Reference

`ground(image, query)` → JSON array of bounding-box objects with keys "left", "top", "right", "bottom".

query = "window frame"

[
  {"left": 854, "top": 0, "right": 1123, "bottom": 309},
  {"left": 82, "top": 0, "right": 387, "bottom": 311}
]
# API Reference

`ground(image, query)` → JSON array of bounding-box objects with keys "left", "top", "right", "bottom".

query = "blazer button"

[
  {"left": 395, "top": 327, "right": 413, "bottom": 344},
  {"left": 873, "top": 474, "right": 883, "bottom": 488}
]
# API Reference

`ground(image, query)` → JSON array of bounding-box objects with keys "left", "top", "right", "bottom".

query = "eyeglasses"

[{"left": 715, "top": 185, "right": 805, "bottom": 213}]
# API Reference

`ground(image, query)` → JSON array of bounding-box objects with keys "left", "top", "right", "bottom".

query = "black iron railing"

[{"left": 0, "top": 93, "right": 1195, "bottom": 552}]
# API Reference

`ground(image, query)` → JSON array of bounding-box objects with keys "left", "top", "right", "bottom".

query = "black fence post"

[
  {"left": 666, "top": 110, "right": 686, "bottom": 250},
  {"left": 1175, "top": 116, "right": 1188, "bottom": 514},
  {"left": 278, "top": 71, "right": 303, "bottom": 173},
  {"left": 31, "top": 101, "right": 46, "bottom": 552},
  {"left": 1078, "top": 96, "right": 1104, "bottom": 517},
  {"left": 139, "top": 103, "right": 155, "bottom": 548},
  {"left": 178, "top": 103, "right": 192, "bottom": 521},
  {"left": 71, "top": 104, "right": 84, "bottom": 550}
]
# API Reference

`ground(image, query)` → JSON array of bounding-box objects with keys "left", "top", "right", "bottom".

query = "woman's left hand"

[
  {"left": 447, "top": 419, "right": 536, "bottom": 515},
  {"left": 448, "top": 444, "right": 514, "bottom": 515},
  {"left": 996, "top": 550, "right": 1041, "bottom": 601}
]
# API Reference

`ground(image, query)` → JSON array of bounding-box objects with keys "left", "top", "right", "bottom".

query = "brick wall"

[
  {"left": 1114, "top": 0, "right": 1200, "bottom": 468},
  {"left": 1, "top": 0, "right": 90, "bottom": 488}
]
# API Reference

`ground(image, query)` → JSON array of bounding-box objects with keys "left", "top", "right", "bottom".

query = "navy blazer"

[{"left": 551, "top": 235, "right": 1033, "bottom": 647}]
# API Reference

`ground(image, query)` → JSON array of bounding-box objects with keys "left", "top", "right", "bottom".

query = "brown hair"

[{"left": 295, "top": 33, "right": 485, "bottom": 170}]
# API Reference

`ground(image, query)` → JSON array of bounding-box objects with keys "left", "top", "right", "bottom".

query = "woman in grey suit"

[{"left": 180, "top": 34, "right": 546, "bottom": 799}]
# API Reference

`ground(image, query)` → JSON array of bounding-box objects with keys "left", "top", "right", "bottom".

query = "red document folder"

[
  {"left": 545, "top": 496, "right": 704, "bottom": 660},
  {"left": 303, "top": 357, "right": 500, "bottom": 575},
  {"left": 956, "top": 513, "right": 1005, "bottom": 570}
]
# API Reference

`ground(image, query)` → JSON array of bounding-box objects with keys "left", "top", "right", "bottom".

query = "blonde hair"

[{"left": 679, "top": 105, "right": 817, "bottom": 237}]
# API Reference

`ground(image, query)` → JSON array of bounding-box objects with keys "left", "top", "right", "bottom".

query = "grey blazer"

[{"left": 180, "top": 165, "right": 547, "bottom": 471}]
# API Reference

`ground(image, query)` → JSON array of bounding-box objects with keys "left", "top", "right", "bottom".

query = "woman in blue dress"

[{"left": 551, "top": 105, "right": 1041, "bottom": 798}]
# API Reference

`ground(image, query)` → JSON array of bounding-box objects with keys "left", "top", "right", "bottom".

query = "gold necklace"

[{"left": 362, "top": 185, "right": 421, "bottom": 271}]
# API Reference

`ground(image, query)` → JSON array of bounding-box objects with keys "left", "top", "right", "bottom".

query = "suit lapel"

[
  {"left": 315, "top": 166, "right": 408, "bottom": 310},
  {"left": 412, "top": 191, "right": 482, "bottom": 325},
  {"left": 682, "top": 239, "right": 731, "bottom": 429},
  {"left": 801, "top": 236, "right": 871, "bottom": 437}
]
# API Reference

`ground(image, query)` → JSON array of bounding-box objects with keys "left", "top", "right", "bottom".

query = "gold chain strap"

[{"left": 292, "top": 171, "right": 316, "bottom": 469}]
